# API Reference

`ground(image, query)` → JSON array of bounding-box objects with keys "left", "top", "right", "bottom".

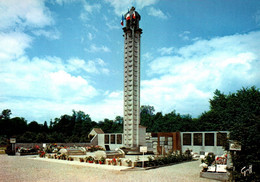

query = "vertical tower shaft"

[{"left": 123, "top": 7, "right": 142, "bottom": 148}]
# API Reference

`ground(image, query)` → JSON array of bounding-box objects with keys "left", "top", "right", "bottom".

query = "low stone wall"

[
  {"left": 200, "top": 172, "right": 229, "bottom": 181},
  {"left": 16, "top": 143, "right": 92, "bottom": 148}
]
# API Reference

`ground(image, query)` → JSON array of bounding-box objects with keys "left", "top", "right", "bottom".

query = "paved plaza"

[{"left": 0, "top": 155, "right": 217, "bottom": 182}]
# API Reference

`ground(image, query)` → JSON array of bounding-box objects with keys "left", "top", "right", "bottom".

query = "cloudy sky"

[{"left": 0, "top": 0, "right": 260, "bottom": 123}]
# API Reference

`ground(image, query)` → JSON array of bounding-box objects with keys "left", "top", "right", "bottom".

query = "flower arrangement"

[
  {"left": 60, "top": 153, "right": 67, "bottom": 160},
  {"left": 99, "top": 157, "right": 105, "bottom": 164},
  {"left": 215, "top": 154, "right": 227, "bottom": 165},
  {"left": 200, "top": 163, "right": 208, "bottom": 172},
  {"left": 125, "top": 159, "right": 132, "bottom": 167},
  {"left": 107, "top": 159, "right": 112, "bottom": 165},
  {"left": 39, "top": 151, "right": 45, "bottom": 158},
  {"left": 68, "top": 157, "right": 74, "bottom": 161},
  {"left": 117, "top": 158, "right": 122, "bottom": 166},
  {"left": 112, "top": 158, "right": 117, "bottom": 165},
  {"left": 148, "top": 156, "right": 154, "bottom": 162},
  {"left": 94, "top": 159, "right": 99, "bottom": 164},
  {"left": 201, "top": 153, "right": 215, "bottom": 166},
  {"left": 200, "top": 153, "right": 216, "bottom": 172},
  {"left": 86, "top": 156, "right": 94, "bottom": 163}
]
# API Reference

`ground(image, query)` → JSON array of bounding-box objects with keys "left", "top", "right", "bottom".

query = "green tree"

[
  {"left": 1, "top": 109, "right": 12, "bottom": 120},
  {"left": 28, "top": 121, "right": 41, "bottom": 133},
  {"left": 140, "top": 105, "right": 155, "bottom": 132},
  {"left": 42, "top": 121, "right": 49, "bottom": 133},
  {"left": 199, "top": 86, "right": 260, "bottom": 181}
]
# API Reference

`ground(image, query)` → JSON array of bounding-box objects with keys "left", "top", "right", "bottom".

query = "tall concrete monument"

[{"left": 122, "top": 7, "right": 145, "bottom": 148}]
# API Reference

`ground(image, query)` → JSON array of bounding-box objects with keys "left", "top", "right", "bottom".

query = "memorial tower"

[{"left": 122, "top": 7, "right": 144, "bottom": 148}]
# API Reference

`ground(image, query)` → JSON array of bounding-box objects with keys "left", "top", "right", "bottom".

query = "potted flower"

[
  {"left": 39, "top": 151, "right": 45, "bottom": 158},
  {"left": 200, "top": 163, "right": 208, "bottom": 172},
  {"left": 117, "top": 158, "right": 122, "bottom": 166},
  {"left": 68, "top": 157, "right": 73, "bottom": 161},
  {"left": 112, "top": 158, "right": 117, "bottom": 165},
  {"left": 94, "top": 159, "right": 99, "bottom": 164},
  {"left": 108, "top": 159, "right": 112, "bottom": 165},
  {"left": 60, "top": 153, "right": 67, "bottom": 160},
  {"left": 125, "top": 159, "right": 132, "bottom": 167},
  {"left": 86, "top": 156, "right": 94, "bottom": 163},
  {"left": 99, "top": 157, "right": 105, "bottom": 164}
]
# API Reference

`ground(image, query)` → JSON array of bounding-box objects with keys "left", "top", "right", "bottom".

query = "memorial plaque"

[
  {"left": 105, "top": 135, "right": 109, "bottom": 144},
  {"left": 193, "top": 133, "right": 202, "bottom": 146},
  {"left": 140, "top": 146, "right": 147, "bottom": 153},
  {"left": 205, "top": 133, "right": 214, "bottom": 146},
  {"left": 117, "top": 134, "right": 122, "bottom": 144},
  {"left": 111, "top": 134, "right": 115, "bottom": 144},
  {"left": 10, "top": 138, "right": 16, "bottom": 144},
  {"left": 229, "top": 140, "right": 241, "bottom": 151},
  {"left": 183, "top": 133, "right": 191, "bottom": 145}
]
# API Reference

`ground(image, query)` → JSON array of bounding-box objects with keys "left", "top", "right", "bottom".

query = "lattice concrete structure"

[{"left": 122, "top": 7, "right": 144, "bottom": 148}]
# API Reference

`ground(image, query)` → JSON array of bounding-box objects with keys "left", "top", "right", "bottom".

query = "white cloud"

[
  {"left": 136, "top": 0, "right": 158, "bottom": 9},
  {"left": 142, "top": 31, "right": 260, "bottom": 116},
  {"left": 0, "top": 56, "right": 97, "bottom": 101},
  {"left": 106, "top": 21, "right": 120, "bottom": 30},
  {"left": 105, "top": 0, "right": 158, "bottom": 15},
  {"left": 87, "top": 32, "right": 94, "bottom": 40},
  {"left": 103, "top": 16, "right": 120, "bottom": 30},
  {"left": 0, "top": 88, "right": 124, "bottom": 122},
  {"left": 85, "top": 44, "right": 111, "bottom": 53},
  {"left": 147, "top": 7, "right": 167, "bottom": 19},
  {"left": 158, "top": 47, "right": 175, "bottom": 55},
  {"left": 0, "top": 52, "right": 112, "bottom": 122},
  {"left": 179, "top": 31, "right": 191, "bottom": 41},
  {"left": 142, "top": 52, "right": 153, "bottom": 62},
  {"left": 0, "top": 32, "right": 32, "bottom": 60},
  {"left": 108, "top": 91, "right": 123, "bottom": 98},
  {"left": 0, "top": 0, "right": 53, "bottom": 30},
  {"left": 55, "top": 0, "right": 77, "bottom": 6},
  {"left": 32, "top": 29, "right": 60, "bottom": 40},
  {"left": 80, "top": 1, "right": 101, "bottom": 21},
  {"left": 83, "top": 1, "right": 101, "bottom": 14},
  {"left": 83, "top": 90, "right": 123, "bottom": 121},
  {"left": 67, "top": 57, "right": 109, "bottom": 74}
]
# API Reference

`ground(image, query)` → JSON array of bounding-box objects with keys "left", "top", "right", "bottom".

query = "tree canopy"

[{"left": 198, "top": 86, "right": 260, "bottom": 180}]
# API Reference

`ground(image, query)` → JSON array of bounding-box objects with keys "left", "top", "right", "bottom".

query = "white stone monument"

[{"left": 122, "top": 7, "right": 146, "bottom": 148}]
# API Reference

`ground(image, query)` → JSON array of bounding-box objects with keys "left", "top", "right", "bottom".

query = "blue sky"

[{"left": 1, "top": 0, "right": 260, "bottom": 123}]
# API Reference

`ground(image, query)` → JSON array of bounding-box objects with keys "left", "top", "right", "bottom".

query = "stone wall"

[{"left": 16, "top": 143, "right": 91, "bottom": 148}]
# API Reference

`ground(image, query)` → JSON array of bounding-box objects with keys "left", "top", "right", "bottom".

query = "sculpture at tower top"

[{"left": 124, "top": 6, "right": 141, "bottom": 30}]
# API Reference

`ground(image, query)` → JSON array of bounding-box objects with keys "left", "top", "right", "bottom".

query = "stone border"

[{"left": 200, "top": 172, "right": 229, "bottom": 181}]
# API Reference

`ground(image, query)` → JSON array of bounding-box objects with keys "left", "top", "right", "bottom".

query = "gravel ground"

[{"left": 0, "top": 155, "right": 217, "bottom": 182}]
